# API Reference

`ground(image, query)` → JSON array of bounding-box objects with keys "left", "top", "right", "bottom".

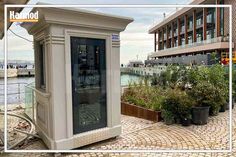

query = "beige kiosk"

[{"left": 21, "top": 6, "right": 133, "bottom": 150}]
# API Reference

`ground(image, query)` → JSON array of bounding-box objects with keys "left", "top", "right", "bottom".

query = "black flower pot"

[
  {"left": 233, "top": 97, "right": 235, "bottom": 109},
  {"left": 226, "top": 100, "right": 235, "bottom": 110},
  {"left": 175, "top": 117, "right": 181, "bottom": 124},
  {"left": 219, "top": 103, "right": 227, "bottom": 112},
  {"left": 192, "top": 106, "right": 210, "bottom": 125},
  {"left": 181, "top": 118, "right": 191, "bottom": 126}
]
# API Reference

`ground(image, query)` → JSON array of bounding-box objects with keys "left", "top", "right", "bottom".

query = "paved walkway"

[{"left": 1, "top": 107, "right": 236, "bottom": 157}]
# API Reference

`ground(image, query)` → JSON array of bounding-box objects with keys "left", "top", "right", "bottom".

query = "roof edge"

[{"left": 148, "top": 0, "right": 206, "bottom": 34}]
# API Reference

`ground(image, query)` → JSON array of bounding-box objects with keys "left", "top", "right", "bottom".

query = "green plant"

[
  {"left": 232, "top": 67, "right": 236, "bottom": 99},
  {"left": 187, "top": 81, "right": 224, "bottom": 116},
  {"left": 177, "top": 95, "right": 193, "bottom": 120},
  {"left": 161, "top": 89, "right": 193, "bottom": 124},
  {"left": 161, "top": 110, "right": 175, "bottom": 125},
  {"left": 122, "top": 82, "right": 164, "bottom": 111},
  {"left": 151, "top": 65, "right": 187, "bottom": 89},
  {"left": 210, "top": 52, "right": 220, "bottom": 64}
]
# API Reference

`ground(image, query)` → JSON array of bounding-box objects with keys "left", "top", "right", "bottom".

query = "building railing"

[{"left": 149, "top": 36, "right": 229, "bottom": 58}]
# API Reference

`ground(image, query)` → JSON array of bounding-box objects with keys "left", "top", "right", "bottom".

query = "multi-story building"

[{"left": 145, "top": 0, "right": 235, "bottom": 66}]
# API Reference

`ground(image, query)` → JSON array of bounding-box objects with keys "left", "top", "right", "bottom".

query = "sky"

[{"left": 0, "top": 0, "right": 193, "bottom": 65}]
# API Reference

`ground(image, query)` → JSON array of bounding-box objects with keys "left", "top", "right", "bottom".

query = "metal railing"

[
  {"left": 24, "top": 82, "right": 36, "bottom": 120},
  {"left": 149, "top": 36, "right": 229, "bottom": 57},
  {"left": 0, "top": 82, "right": 30, "bottom": 105}
]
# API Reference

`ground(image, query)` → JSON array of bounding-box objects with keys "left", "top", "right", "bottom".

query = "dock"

[
  {"left": 121, "top": 66, "right": 166, "bottom": 76},
  {"left": 0, "top": 68, "right": 35, "bottom": 78}
]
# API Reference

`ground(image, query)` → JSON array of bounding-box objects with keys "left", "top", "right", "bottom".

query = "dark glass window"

[
  {"left": 70, "top": 37, "right": 107, "bottom": 134},
  {"left": 39, "top": 42, "right": 46, "bottom": 89}
]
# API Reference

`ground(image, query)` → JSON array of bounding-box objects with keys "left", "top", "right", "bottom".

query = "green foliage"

[
  {"left": 232, "top": 67, "right": 236, "bottom": 98},
  {"left": 161, "top": 110, "right": 175, "bottom": 125},
  {"left": 122, "top": 81, "right": 164, "bottom": 111},
  {"left": 161, "top": 89, "right": 193, "bottom": 122},
  {"left": 151, "top": 65, "right": 188, "bottom": 89},
  {"left": 187, "top": 81, "right": 224, "bottom": 116},
  {"left": 123, "top": 64, "right": 229, "bottom": 123},
  {"left": 210, "top": 52, "right": 220, "bottom": 64}
]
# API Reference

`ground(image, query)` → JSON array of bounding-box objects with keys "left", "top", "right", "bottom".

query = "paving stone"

[{"left": 2, "top": 107, "right": 236, "bottom": 157}]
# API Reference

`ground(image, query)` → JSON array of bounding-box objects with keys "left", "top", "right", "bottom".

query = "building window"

[
  {"left": 181, "top": 37, "right": 185, "bottom": 46},
  {"left": 164, "top": 42, "right": 167, "bottom": 49},
  {"left": 169, "top": 28, "right": 172, "bottom": 38},
  {"left": 220, "top": 7, "right": 224, "bottom": 36},
  {"left": 188, "top": 33, "right": 193, "bottom": 44},
  {"left": 206, "top": 9, "right": 215, "bottom": 24},
  {"left": 174, "top": 28, "right": 177, "bottom": 36},
  {"left": 207, "top": 29, "right": 215, "bottom": 40},
  {"left": 197, "top": 31, "right": 203, "bottom": 43},
  {"left": 188, "top": 21, "right": 193, "bottom": 30},
  {"left": 181, "top": 25, "right": 185, "bottom": 33},
  {"left": 39, "top": 42, "right": 46, "bottom": 89},
  {"left": 196, "top": 12, "right": 203, "bottom": 27},
  {"left": 196, "top": 18, "right": 202, "bottom": 26},
  {"left": 188, "top": 16, "right": 193, "bottom": 30}
]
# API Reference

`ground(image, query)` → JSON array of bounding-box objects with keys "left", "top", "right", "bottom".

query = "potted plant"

[
  {"left": 187, "top": 81, "right": 219, "bottom": 124},
  {"left": 181, "top": 115, "right": 192, "bottom": 126},
  {"left": 220, "top": 102, "right": 227, "bottom": 112},
  {"left": 161, "top": 89, "right": 192, "bottom": 126},
  {"left": 178, "top": 96, "right": 193, "bottom": 126},
  {"left": 161, "top": 110, "right": 175, "bottom": 125},
  {"left": 161, "top": 89, "right": 180, "bottom": 125},
  {"left": 208, "top": 65, "right": 229, "bottom": 113}
]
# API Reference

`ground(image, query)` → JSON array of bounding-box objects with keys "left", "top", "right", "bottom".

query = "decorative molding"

[{"left": 112, "top": 41, "right": 120, "bottom": 47}]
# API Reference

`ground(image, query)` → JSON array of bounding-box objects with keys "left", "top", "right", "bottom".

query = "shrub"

[
  {"left": 122, "top": 82, "right": 164, "bottom": 111},
  {"left": 161, "top": 110, "right": 175, "bottom": 125},
  {"left": 161, "top": 89, "right": 193, "bottom": 124},
  {"left": 232, "top": 67, "right": 236, "bottom": 99},
  {"left": 151, "top": 65, "right": 188, "bottom": 89},
  {"left": 187, "top": 81, "right": 224, "bottom": 116}
]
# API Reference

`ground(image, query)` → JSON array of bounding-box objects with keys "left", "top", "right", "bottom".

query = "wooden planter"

[{"left": 121, "top": 101, "right": 162, "bottom": 122}]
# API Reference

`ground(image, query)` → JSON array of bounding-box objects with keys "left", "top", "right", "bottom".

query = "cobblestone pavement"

[{"left": 1, "top": 107, "right": 236, "bottom": 157}]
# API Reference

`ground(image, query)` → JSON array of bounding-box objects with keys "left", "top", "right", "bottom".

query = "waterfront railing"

[{"left": 0, "top": 82, "right": 29, "bottom": 105}]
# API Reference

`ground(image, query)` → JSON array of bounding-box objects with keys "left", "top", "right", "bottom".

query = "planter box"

[{"left": 121, "top": 102, "right": 162, "bottom": 122}]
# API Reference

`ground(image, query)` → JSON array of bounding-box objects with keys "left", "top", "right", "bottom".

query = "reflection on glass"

[{"left": 71, "top": 37, "right": 107, "bottom": 134}]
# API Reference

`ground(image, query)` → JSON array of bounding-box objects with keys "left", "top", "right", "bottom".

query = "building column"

[
  {"left": 158, "top": 30, "right": 160, "bottom": 50},
  {"left": 154, "top": 32, "right": 156, "bottom": 51},
  {"left": 203, "top": 8, "right": 207, "bottom": 40},
  {"left": 171, "top": 22, "right": 175, "bottom": 47},
  {"left": 216, "top": 0, "right": 221, "bottom": 37},
  {"left": 166, "top": 25, "right": 169, "bottom": 48},
  {"left": 162, "top": 27, "right": 164, "bottom": 49},
  {"left": 177, "top": 18, "right": 181, "bottom": 46},
  {"left": 185, "top": 14, "right": 188, "bottom": 44},
  {"left": 193, "top": 10, "right": 197, "bottom": 42}
]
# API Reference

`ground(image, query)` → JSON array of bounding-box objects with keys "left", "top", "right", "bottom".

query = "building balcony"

[
  {"left": 196, "top": 24, "right": 203, "bottom": 29},
  {"left": 149, "top": 36, "right": 234, "bottom": 58}
]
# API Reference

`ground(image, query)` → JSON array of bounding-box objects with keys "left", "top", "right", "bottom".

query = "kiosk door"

[{"left": 71, "top": 37, "right": 107, "bottom": 134}]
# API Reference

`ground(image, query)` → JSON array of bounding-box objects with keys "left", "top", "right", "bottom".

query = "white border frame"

[{"left": 4, "top": 4, "right": 232, "bottom": 153}]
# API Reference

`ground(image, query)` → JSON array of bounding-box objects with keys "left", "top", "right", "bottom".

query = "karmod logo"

[{"left": 9, "top": 11, "right": 38, "bottom": 22}]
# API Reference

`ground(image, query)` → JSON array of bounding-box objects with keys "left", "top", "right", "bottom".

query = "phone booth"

[{"left": 21, "top": 6, "right": 133, "bottom": 150}]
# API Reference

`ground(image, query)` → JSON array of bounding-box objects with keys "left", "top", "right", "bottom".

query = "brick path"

[{"left": 1, "top": 107, "right": 236, "bottom": 157}]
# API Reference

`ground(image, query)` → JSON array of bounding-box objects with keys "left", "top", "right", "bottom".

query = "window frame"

[{"left": 38, "top": 40, "right": 46, "bottom": 90}]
